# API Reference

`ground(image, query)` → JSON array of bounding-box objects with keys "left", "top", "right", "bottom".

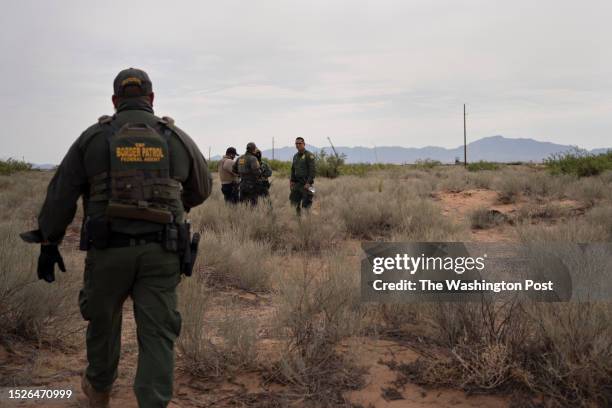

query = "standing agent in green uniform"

[
  {"left": 232, "top": 142, "right": 262, "bottom": 206},
  {"left": 289, "top": 137, "right": 316, "bottom": 215},
  {"left": 254, "top": 148, "right": 272, "bottom": 199},
  {"left": 20, "top": 68, "right": 212, "bottom": 408}
]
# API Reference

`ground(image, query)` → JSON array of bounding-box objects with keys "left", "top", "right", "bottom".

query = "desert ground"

[{"left": 1, "top": 162, "right": 611, "bottom": 407}]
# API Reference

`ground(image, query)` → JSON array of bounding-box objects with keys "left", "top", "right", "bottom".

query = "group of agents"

[{"left": 218, "top": 137, "right": 316, "bottom": 214}]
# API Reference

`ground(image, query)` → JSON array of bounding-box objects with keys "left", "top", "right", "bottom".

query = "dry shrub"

[
  {"left": 177, "top": 277, "right": 258, "bottom": 378},
  {"left": 339, "top": 191, "right": 400, "bottom": 239},
  {"left": 566, "top": 177, "right": 608, "bottom": 207},
  {"left": 198, "top": 229, "right": 273, "bottom": 291},
  {"left": 402, "top": 221, "right": 612, "bottom": 406},
  {"left": 517, "top": 217, "right": 609, "bottom": 243},
  {"left": 366, "top": 304, "right": 422, "bottom": 337},
  {"left": 584, "top": 205, "right": 612, "bottom": 240},
  {"left": 467, "top": 171, "right": 495, "bottom": 189},
  {"left": 438, "top": 168, "right": 471, "bottom": 192},
  {"left": 520, "top": 303, "right": 612, "bottom": 406},
  {"left": 470, "top": 207, "right": 507, "bottom": 229},
  {"left": 514, "top": 202, "right": 570, "bottom": 224},
  {"left": 494, "top": 173, "right": 524, "bottom": 204},
  {"left": 0, "top": 221, "right": 82, "bottom": 343},
  {"left": 521, "top": 172, "right": 570, "bottom": 199},
  {"left": 270, "top": 253, "right": 364, "bottom": 405},
  {"left": 339, "top": 190, "right": 460, "bottom": 240}
]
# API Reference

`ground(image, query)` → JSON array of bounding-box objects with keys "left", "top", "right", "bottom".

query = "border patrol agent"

[
  {"left": 289, "top": 137, "right": 316, "bottom": 215},
  {"left": 232, "top": 142, "right": 262, "bottom": 205},
  {"left": 254, "top": 148, "right": 272, "bottom": 199},
  {"left": 20, "top": 68, "right": 212, "bottom": 408}
]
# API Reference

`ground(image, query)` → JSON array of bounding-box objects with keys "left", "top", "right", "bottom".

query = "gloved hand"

[{"left": 38, "top": 244, "right": 66, "bottom": 283}]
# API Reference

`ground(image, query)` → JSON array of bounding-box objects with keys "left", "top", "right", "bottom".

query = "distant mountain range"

[
  {"left": 11, "top": 136, "right": 611, "bottom": 168},
  {"left": 212, "top": 136, "right": 611, "bottom": 164}
]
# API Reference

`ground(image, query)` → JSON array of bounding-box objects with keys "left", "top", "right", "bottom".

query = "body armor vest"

[{"left": 88, "top": 121, "right": 183, "bottom": 227}]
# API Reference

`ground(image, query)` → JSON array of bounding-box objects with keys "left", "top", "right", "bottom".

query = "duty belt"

[{"left": 107, "top": 231, "right": 163, "bottom": 248}]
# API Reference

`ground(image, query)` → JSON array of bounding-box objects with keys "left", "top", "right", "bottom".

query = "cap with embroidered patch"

[{"left": 113, "top": 68, "right": 153, "bottom": 97}]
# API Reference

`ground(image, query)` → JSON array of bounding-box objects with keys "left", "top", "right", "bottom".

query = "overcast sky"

[{"left": 1, "top": 0, "right": 611, "bottom": 163}]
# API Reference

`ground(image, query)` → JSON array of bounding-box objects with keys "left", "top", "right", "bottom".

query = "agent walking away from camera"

[
  {"left": 233, "top": 142, "right": 262, "bottom": 206},
  {"left": 254, "top": 148, "right": 272, "bottom": 200},
  {"left": 290, "top": 137, "right": 316, "bottom": 215},
  {"left": 20, "top": 68, "right": 211, "bottom": 408},
  {"left": 219, "top": 146, "right": 239, "bottom": 204}
]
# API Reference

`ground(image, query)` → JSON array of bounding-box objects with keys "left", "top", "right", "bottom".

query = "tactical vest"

[
  {"left": 88, "top": 120, "right": 183, "bottom": 229},
  {"left": 237, "top": 153, "right": 258, "bottom": 182}
]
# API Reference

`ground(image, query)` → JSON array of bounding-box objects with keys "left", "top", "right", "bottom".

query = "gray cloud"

[{"left": 1, "top": 0, "right": 611, "bottom": 163}]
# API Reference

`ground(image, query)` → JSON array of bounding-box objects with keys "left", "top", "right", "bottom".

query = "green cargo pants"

[
  {"left": 78, "top": 243, "right": 181, "bottom": 408},
  {"left": 289, "top": 183, "right": 313, "bottom": 215}
]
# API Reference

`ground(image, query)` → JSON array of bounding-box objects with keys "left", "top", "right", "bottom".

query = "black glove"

[
  {"left": 20, "top": 229, "right": 44, "bottom": 243},
  {"left": 38, "top": 244, "right": 66, "bottom": 283}
]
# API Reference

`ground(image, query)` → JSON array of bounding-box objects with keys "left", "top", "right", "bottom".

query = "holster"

[{"left": 165, "top": 221, "right": 199, "bottom": 277}]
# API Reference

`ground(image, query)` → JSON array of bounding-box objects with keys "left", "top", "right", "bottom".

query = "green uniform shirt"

[
  {"left": 290, "top": 149, "right": 316, "bottom": 185},
  {"left": 37, "top": 100, "right": 212, "bottom": 243}
]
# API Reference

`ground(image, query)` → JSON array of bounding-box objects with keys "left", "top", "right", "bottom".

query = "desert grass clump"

[
  {"left": 526, "top": 172, "right": 572, "bottom": 199},
  {"left": 467, "top": 170, "right": 495, "bottom": 189},
  {"left": 338, "top": 186, "right": 459, "bottom": 240},
  {"left": 469, "top": 207, "right": 507, "bottom": 229},
  {"left": 397, "top": 298, "right": 529, "bottom": 392},
  {"left": 198, "top": 229, "right": 274, "bottom": 291},
  {"left": 0, "top": 221, "right": 82, "bottom": 342},
  {"left": 520, "top": 303, "right": 612, "bottom": 406},
  {"left": 566, "top": 177, "right": 608, "bottom": 207},
  {"left": 270, "top": 253, "right": 365, "bottom": 405},
  {"left": 177, "top": 278, "right": 258, "bottom": 378},
  {"left": 494, "top": 173, "right": 525, "bottom": 204},
  {"left": 584, "top": 205, "right": 612, "bottom": 240},
  {"left": 437, "top": 168, "right": 471, "bottom": 192},
  {"left": 404, "top": 220, "right": 612, "bottom": 406},
  {"left": 339, "top": 191, "right": 402, "bottom": 239},
  {"left": 513, "top": 202, "right": 570, "bottom": 224}
]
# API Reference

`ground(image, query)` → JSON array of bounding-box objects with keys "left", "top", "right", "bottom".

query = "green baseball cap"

[{"left": 113, "top": 68, "right": 153, "bottom": 97}]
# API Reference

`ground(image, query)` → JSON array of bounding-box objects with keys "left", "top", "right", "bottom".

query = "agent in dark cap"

[
  {"left": 21, "top": 67, "right": 212, "bottom": 408},
  {"left": 218, "top": 146, "right": 239, "bottom": 204},
  {"left": 232, "top": 142, "right": 262, "bottom": 205}
]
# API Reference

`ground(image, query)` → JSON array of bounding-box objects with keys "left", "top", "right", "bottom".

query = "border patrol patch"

[{"left": 116, "top": 143, "right": 164, "bottom": 163}]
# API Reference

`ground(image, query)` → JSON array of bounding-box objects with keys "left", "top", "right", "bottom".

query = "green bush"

[
  {"left": 466, "top": 161, "right": 500, "bottom": 172},
  {"left": 545, "top": 148, "right": 612, "bottom": 177},
  {"left": 337, "top": 162, "right": 397, "bottom": 177},
  {"left": 315, "top": 148, "right": 345, "bottom": 178},
  {"left": 267, "top": 159, "right": 292, "bottom": 177},
  {"left": 207, "top": 159, "right": 219, "bottom": 173},
  {"left": 0, "top": 158, "right": 32, "bottom": 175}
]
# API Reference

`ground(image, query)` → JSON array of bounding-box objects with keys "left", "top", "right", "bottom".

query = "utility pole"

[
  {"left": 208, "top": 146, "right": 211, "bottom": 162},
  {"left": 463, "top": 104, "right": 467, "bottom": 167},
  {"left": 272, "top": 137, "right": 275, "bottom": 161}
]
